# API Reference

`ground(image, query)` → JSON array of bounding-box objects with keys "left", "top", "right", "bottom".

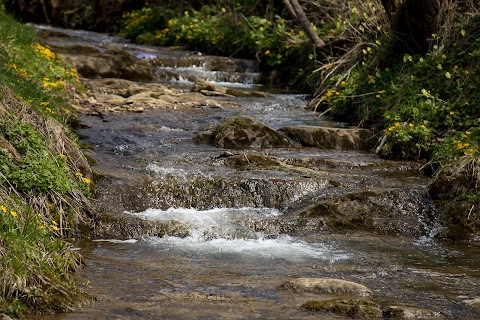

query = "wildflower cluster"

[
  {"left": 42, "top": 77, "right": 65, "bottom": 90},
  {"left": 33, "top": 44, "right": 56, "bottom": 61},
  {"left": 447, "top": 130, "right": 479, "bottom": 157},
  {"left": 4, "top": 63, "right": 30, "bottom": 78},
  {"left": 0, "top": 204, "right": 17, "bottom": 218}
]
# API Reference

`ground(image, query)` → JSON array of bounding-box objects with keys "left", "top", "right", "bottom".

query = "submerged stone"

[
  {"left": 302, "top": 298, "right": 382, "bottom": 319},
  {"left": 384, "top": 306, "right": 445, "bottom": 319},
  {"left": 282, "top": 278, "right": 372, "bottom": 297}
]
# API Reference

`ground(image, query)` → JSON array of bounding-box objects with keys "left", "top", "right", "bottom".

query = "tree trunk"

[
  {"left": 282, "top": 0, "right": 325, "bottom": 49},
  {"left": 380, "top": 0, "right": 396, "bottom": 23},
  {"left": 384, "top": 0, "right": 443, "bottom": 54}
]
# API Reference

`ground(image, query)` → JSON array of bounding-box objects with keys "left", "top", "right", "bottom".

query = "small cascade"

[{"left": 126, "top": 207, "right": 349, "bottom": 262}]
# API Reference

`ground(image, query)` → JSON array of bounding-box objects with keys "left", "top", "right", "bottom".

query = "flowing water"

[{"left": 30, "top": 26, "right": 480, "bottom": 319}]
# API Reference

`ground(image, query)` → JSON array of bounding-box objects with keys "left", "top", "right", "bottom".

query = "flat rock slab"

[
  {"left": 280, "top": 125, "right": 377, "bottom": 151},
  {"left": 281, "top": 278, "right": 372, "bottom": 297},
  {"left": 384, "top": 306, "right": 445, "bottom": 319},
  {"left": 464, "top": 298, "right": 480, "bottom": 308}
]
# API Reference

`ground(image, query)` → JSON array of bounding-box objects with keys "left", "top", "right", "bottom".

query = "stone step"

[{"left": 280, "top": 125, "right": 378, "bottom": 151}]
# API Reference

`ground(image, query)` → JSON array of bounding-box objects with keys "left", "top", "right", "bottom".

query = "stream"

[{"left": 30, "top": 25, "right": 480, "bottom": 319}]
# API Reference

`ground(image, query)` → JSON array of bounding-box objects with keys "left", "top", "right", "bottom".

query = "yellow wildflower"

[
  {"left": 264, "top": 50, "right": 270, "bottom": 55},
  {"left": 34, "top": 44, "right": 56, "bottom": 61},
  {"left": 50, "top": 225, "right": 60, "bottom": 231},
  {"left": 10, "top": 211, "right": 17, "bottom": 217},
  {"left": 464, "top": 149, "right": 476, "bottom": 155},
  {"left": 0, "top": 205, "right": 6, "bottom": 213},
  {"left": 39, "top": 225, "right": 45, "bottom": 230},
  {"left": 409, "top": 123, "right": 414, "bottom": 128},
  {"left": 59, "top": 153, "right": 66, "bottom": 160},
  {"left": 445, "top": 72, "right": 451, "bottom": 79},
  {"left": 421, "top": 89, "right": 431, "bottom": 98},
  {"left": 466, "top": 131, "right": 471, "bottom": 135},
  {"left": 450, "top": 111, "right": 455, "bottom": 116},
  {"left": 82, "top": 177, "right": 91, "bottom": 184},
  {"left": 75, "top": 172, "right": 83, "bottom": 177},
  {"left": 437, "top": 64, "right": 442, "bottom": 70}
]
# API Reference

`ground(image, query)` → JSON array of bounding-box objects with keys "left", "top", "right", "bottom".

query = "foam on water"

[
  {"left": 146, "top": 163, "right": 187, "bottom": 175},
  {"left": 93, "top": 239, "right": 138, "bottom": 244},
  {"left": 143, "top": 234, "right": 347, "bottom": 262},
  {"left": 126, "top": 207, "right": 349, "bottom": 262}
]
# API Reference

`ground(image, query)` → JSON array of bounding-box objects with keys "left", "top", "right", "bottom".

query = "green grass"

[{"left": 0, "top": 5, "right": 91, "bottom": 316}]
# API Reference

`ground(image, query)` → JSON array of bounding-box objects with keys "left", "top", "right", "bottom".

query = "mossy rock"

[
  {"left": 295, "top": 188, "right": 435, "bottom": 236},
  {"left": 211, "top": 115, "right": 294, "bottom": 149},
  {"left": 302, "top": 298, "right": 382, "bottom": 319}
]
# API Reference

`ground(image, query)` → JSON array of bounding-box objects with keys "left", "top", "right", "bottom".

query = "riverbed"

[{"left": 29, "top": 25, "right": 480, "bottom": 319}]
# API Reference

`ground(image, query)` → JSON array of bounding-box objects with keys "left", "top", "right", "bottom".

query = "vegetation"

[
  {"left": 0, "top": 5, "right": 92, "bottom": 316},
  {"left": 311, "top": 1, "right": 480, "bottom": 238}
]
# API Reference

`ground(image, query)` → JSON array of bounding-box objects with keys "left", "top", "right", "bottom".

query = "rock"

[
  {"left": 93, "top": 93, "right": 126, "bottom": 105},
  {"left": 211, "top": 115, "right": 294, "bottom": 149},
  {"left": 282, "top": 278, "right": 372, "bottom": 297},
  {"left": 383, "top": 306, "right": 445, "bottom": 319},
  {"left": 294, "top": 187, "right": 436, "bottom": 236},
  {"left": 193, "top": 80, "right": 267, "bottom": 97},
  {"left": 302, "top": 299, "right": 382, "bottom": 319},
  {"left": 58, "top": 47, "right": 152, "bottom": 81},
  {"left": 464, "top": 298, "right": 480, "bottom": 308},
  {"left": 224, "top": 154, "right": 281, "bottom": 169},
  {"left": 280, "top": 125, "right": 377, "bottom": 151}
]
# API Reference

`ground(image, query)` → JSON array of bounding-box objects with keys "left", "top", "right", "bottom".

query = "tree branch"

[{"left": 282, "top": 0, "right": 325, "bottom": 49}]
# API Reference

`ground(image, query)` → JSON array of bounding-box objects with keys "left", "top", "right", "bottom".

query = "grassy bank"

[{"left": 0, "top": 6, "right": 92, "bottom": 317}]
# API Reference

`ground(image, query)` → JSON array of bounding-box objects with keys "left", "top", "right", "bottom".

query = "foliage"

[
  {"left": 314, "top": 3, "right": 480, "bottom": 236},
  {"left": 0, "top": 197, "right": 85, "bottom": 314},
  {"left": 120, "top": 4, "right": 319, "bottom": 88},
  {"left": 0, "top": 5, "right": 91, "bottom": 315},
  {"left": 121, "top": 5, "right": 312, "bottom": 65}
]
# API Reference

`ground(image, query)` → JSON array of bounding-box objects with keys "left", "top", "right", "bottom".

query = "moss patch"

[{"left": 302, "top": 298, "right": 382, "bottom": 318}]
